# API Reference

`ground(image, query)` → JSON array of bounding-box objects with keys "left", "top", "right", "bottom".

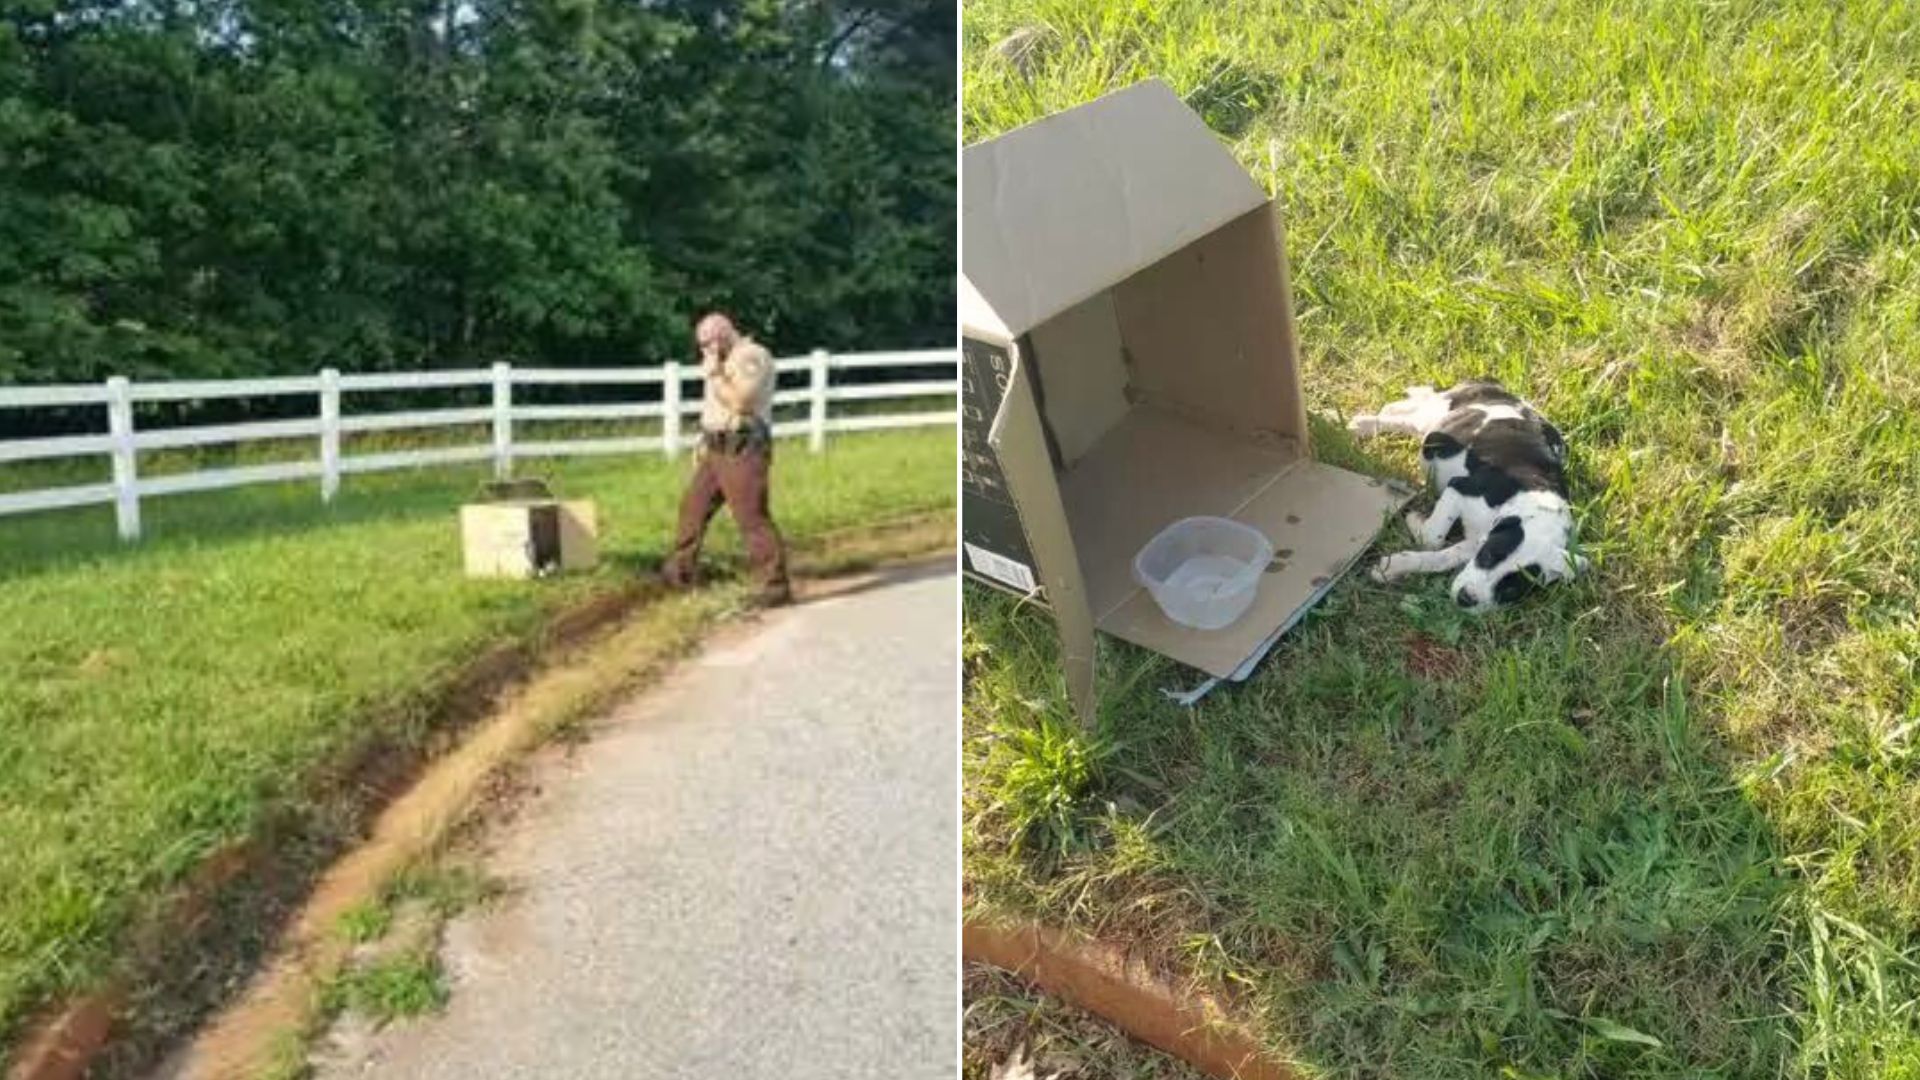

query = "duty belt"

[{"left": 700, "top": 419, "right": 772, "bottom": 456}]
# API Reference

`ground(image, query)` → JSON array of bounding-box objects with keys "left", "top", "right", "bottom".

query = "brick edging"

[{"left": 963, "top": 918, "right": 1295, "bottom": 1080}]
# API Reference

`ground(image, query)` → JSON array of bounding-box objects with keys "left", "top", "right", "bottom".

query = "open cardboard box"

[
  {"left": 961, "top": 78, "right": 1410, "bottom": 722},
  {"left": 460, "top": 479, "right": 599, "bottom": 579}
]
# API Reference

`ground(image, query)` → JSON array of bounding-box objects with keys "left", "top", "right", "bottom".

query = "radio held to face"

[{"left": 660, "top": 311, "right": 790, "bottom": 606}]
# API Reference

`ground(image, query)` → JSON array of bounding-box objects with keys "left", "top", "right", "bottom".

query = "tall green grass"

[
  {"left": 0, "top": 427, "right": 952, "bottom": 1049},
  {"left": 963, "top": 2, "right": 1920, "bottom": 1077}
]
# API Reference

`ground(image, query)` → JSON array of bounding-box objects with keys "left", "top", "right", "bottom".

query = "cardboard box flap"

[
  {"left": 986, "top": 342, "right": 1100, "bottom": 721},
  {"left": 1095, "top": 461, "right": 1408, "bottom": 679},
  {"left": 962, "top": 78, "right": 1269, "bottom": 337},
  {"left": 959, "top": 273, "right": 1010, "bottom": 339},
  {"left": 1059, "top": 408, "right": 1301, "bottom": 620}
]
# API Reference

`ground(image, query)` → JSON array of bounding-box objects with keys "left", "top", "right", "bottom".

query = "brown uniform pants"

[{"left": 662, "top": 441, "right": 789, "bottom": 593}]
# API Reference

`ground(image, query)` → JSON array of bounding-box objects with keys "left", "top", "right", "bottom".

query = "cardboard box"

[
  {"left": 961, "top": 78, "right": 1410, "bottom": 720},
  {"left": 460, "top": 489, "right": 598, "bottom": 579}
]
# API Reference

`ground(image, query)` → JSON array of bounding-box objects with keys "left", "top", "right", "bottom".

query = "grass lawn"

[
  {"left": 0, "top": 427, "right": 952, "bottom": 1050},
  {"left": 962, "top": 3, "right": 1920, "bottom": 1078}
]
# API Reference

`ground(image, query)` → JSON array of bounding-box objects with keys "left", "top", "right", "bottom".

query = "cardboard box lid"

[{"left": 961, "top": 78, "right": 1269, "bottom": 338}]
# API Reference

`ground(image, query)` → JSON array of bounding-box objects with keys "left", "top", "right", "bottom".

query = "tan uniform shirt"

[{"left": 699, "top": 337, "right": 775, "bottom": 432}]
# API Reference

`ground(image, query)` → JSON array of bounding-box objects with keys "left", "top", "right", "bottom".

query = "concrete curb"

[{"left": 963, "top": 919, "right": 1296, "bottom": 1080}]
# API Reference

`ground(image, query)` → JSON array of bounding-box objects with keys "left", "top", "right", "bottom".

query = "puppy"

[{"left": 1348, "top": 380, "right": 1585, "bottom": 610}]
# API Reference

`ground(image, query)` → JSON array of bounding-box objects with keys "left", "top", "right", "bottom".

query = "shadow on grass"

[
  {"left": 804, "top": 553, "right": 954, "bottom": 600},
  {"left": 1183, "top": 58, "right": 1280, "bottom": 139},
  {"left": 962, "top": 420, "right": 1790, "bottom": 1078}
]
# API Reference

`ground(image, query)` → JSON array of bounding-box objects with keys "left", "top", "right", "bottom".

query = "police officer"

[{"left": 659, "top": 312, "right": 791, "bottom": 604}]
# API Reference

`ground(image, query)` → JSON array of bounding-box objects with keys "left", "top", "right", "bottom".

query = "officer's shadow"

[{"left": 604, "top": 544, "right": 951, "bottom": 606}]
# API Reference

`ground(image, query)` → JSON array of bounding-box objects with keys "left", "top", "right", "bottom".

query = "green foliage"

[
  {"left": 323, "top": 951, "right": 449, "bottom": 1022},
  {"left": 982, "top": 706, "right": 1108, "bottom": 857},
  {"left": 0, "top": 0, "right": 952, "bottom": 395},
  {"left": 384, "top": 863, "right": 504, "bottom": 921},
  {"left": 963, "top": 592, "right": 1119, "bottom": 860},
  {"left": 335, "top": 903, "right": 394, "bottom": 946}
]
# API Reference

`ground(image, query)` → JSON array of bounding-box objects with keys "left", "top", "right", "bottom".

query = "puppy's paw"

[
  {"left": 1368, "top": 556, "right": 1399, "bottom": 584},
  {"left": 1403, "top": 509, "right": 1428, "bottom": 537},
  {"left": 1348, "top": 415, "right": 1382, "bottom": 438}
]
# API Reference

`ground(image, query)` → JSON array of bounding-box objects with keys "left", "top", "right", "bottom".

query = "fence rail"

[{"left": 0, "top": 349, "right": 955, "bottom": 540}]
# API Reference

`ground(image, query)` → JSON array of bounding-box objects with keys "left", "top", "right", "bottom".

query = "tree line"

[{"left": 0, "top": 0, "right": 954, "bottom": 391}]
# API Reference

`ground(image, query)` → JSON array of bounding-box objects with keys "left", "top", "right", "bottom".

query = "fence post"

[
  {"left": 319, "top": 367, "right": 341, "bottom": 502},
  {"left": 105, "top": 375, "right": 140, "bottom": 541},
  {"left": 662, "top": 361, "right": 681, "bottom": 460},
  {"left": 808, "top": 348, "right": 830, "bottom": 452},
  {"left": 491, "top": 361, "right": 512, "bottom": 479}
]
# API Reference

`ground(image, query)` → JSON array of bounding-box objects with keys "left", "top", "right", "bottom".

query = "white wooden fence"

[{"left": 0, "top": 349, "right": 955, "bottom": 541}]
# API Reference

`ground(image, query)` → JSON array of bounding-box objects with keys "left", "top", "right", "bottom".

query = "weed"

[
  {"left": 256, "top": 1028, "right": 314, "bottom": 1080},
  {"left": 334, "top": 904, "right": 392, "bottom": 946},
  {"left": 322, "top": 952, "right": 448, "bottom": 1024},
  {"left": 384, "top": 864, "right": 505, "bottom": 921},
  {"left": 983, "top": 707, "right": 1111, "bottom": 858}
]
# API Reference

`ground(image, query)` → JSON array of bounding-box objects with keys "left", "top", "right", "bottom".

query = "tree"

[{"left": 0, "top": 0, "right": 953, "bottom": 407}]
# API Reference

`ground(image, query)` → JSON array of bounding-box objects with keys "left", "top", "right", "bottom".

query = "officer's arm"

[{"left": 713, "top": 348, "right": 771, "bottom": 413}]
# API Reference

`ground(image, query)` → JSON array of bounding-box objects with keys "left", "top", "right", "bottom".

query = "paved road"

[{"left": 322, "top": 563, "right": 957, "bottom": 1079}]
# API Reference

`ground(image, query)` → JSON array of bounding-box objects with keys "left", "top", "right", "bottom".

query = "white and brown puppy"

[{"left": 1349, "top": 380, "right": 1585, "bottom": 610}]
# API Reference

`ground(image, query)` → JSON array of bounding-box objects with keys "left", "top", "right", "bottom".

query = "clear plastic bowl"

[{"left": 1133, "top": 516, "right": 1273, "bottom": 630}]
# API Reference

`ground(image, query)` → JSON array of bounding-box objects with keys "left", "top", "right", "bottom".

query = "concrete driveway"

[{"left": 320, "top": 561, "right": 957, "bottom": 1079}]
